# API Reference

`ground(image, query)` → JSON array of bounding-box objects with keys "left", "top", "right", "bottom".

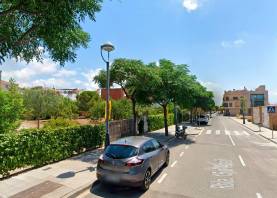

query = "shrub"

[
  {"left": 43, "top": 118, "right": 78, "bottom": 129},
  {"left": 0, "top": 125, "right": 105, "bottom": 177},
  {"left": 148, "top": 113, "right": 174, "bottom": 131},
  {"left": 0, "top": 81, "right": 24, "bottom": 134}
]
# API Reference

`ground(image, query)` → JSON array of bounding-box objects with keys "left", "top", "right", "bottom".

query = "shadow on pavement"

[
  {"left": 90, "top": 166, "right": 165, "bottom": 198},
  {"left": 56, "top": 167, "right": 96, "bottom": 179}
]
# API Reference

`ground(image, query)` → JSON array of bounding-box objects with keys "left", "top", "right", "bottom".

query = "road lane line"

[
  {"left": 228, "top": 134, "right": 236, "bottom": 146},
  {"left": 234, "top": 130, "right": 241, "bottom": 136},
  {"left": 243, "top": 130, "right": 250, "bottom": 136},
  {"left": 256, "top": 193, "right": 262, "bottom": 198},
  {"left": 185, "top": 145, "right": 189, "bottom": 149},
  {"left": 225, "top": 130, "right": 230, "bottom": 135},
  {"left": 198, "top": 129, "right": 204, "bottom": 136},
  {"left": 216, "top": 130, "right": 220, "bottom": 135},
  {"left": 179, "top": 152, "right": 184, "bottom": 157},
  {"left": 238, "top": 155, "right": 246, "bottom": 167},
  {"left": 171, "top": 160, "right": 178, "bottom": 167},
  {"left": 157, "top": 173, "right": 167, "bottom": 183},
  {"left": 206, "top": 130, "right": 212, "bottom": 134}
]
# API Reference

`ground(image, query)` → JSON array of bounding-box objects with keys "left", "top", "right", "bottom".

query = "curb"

[
  {"left": 229, "top": 117, "right": 260, "bottom": 132},
  {"left": 229, "top": 117, "right": 277, "bottom": 145},
  {"left": 259, "top": 134, "right": 277, "bottom": 145},
  {"left": 63, "top": 182, "right": 92, "bottom": 198}
]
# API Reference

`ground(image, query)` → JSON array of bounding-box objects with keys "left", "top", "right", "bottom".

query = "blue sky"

[{"left": 2, "top": 0, "right": 277, "bottom": 105}]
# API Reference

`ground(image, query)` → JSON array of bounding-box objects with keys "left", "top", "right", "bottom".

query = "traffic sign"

[{"left": 267, "top": 106, "right": 276, "bottom": 113}]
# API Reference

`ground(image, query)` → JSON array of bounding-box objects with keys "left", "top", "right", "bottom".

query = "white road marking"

[
  {"left": 228, "top": 134, "right": 236, "bottom": 146},
  {"left": 157, "top": 173, "right": 167, "bottom": 183},
  {"left": 243, "top": 130, "right": 250, "bottom": 136},
  {"left": 216, "top": 130, "right": 220, "bottom": 135},
  {"left": 234, "top": 130, "right": 241, "bottom": 136},
  {"left": 206, "top": 130, "right": 212, "bottom": 134},
  {"left": 210, "top": 159, "right": 234, "bottom": 189},
  {"left": 238, "top": 155, "right": 246, "bottom": 167},
  {"left": 185, "top": 145, "right": 189, "bottom": 149},
  {"left": 198, "top": 129, "right": 204, "bottom": 136},
  {"left": 179, "top": 152, "right": 184, "bottom": 157},
  {"left": 256, "top": 193, "right": 263, "bottom": 198},
  {"left": 171, "top": 160, "right": 178, "bottom": 167},
  {"left": 225, "top": 130, "right": 230, "bottom": 135}
]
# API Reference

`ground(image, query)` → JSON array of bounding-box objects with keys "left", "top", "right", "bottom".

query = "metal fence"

[{"left": 109, "top": 119, "right": 134, "bottom": 141}]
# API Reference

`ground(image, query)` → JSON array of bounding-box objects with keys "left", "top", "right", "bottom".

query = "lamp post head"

[{"left": 101, "top": 42, "right": 115, "bottom": 52}]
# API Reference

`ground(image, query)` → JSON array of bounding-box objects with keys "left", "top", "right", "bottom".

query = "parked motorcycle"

[{"left": 175, "top": 124, "right": 187, "bottom": 139}]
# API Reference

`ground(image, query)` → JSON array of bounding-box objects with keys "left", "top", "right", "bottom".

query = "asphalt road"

[{"left": 77, "top": 116, "right": 277, "bottom": 198}]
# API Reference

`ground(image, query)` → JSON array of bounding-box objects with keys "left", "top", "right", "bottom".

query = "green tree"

[
  {"left": 0, "top": 0, "right": 102, "bottom": 64},
  {"left": 23, "top": 87, "right": 60, "bottom": 128},
  {"left": 111, "top": 99, "right": 132, "bottom": 120},
  {"left": 76, "top": 91, "right": 101, "bottom": 114},
  {"left": 0, "top": 79, "right": 23, "bottom": 133},
  {"left": 94, "top": 58, "right": 152, "bottom": 134},
  {"left": 90, "top": 100, "right": 105, "bottom": 120},
  {"left": 57, "top": 97, "right": 78, "bottom": 119},
  {"left": 139, "top": 59, "right": 191, "bottom": 136}
]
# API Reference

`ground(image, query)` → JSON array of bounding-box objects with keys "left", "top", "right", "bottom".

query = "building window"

[
  {"left": 223, "top": 103, "right": 228, "bottom": 107},
  {"left": 229, "top": 103, "right": 233, "bottom": 107},
  {"left": 233, "top": 97, "right": 238, "bottom": 100},
  {"left": 250, "top": 94, "right": 265, "bottom": 107},
  {"left": 225, "top": 97, "right": 229, "bottom": 101}
]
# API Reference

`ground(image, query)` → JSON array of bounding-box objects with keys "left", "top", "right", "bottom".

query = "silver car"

[{"left": 96, "top": 136, "right": 170, "bottom": 191}]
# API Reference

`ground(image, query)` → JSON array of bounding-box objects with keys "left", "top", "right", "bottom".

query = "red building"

[{"left": 100, "top": 88, "right": 125, "bottom": 100}]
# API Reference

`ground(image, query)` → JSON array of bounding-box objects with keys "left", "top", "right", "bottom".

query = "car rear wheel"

[{"left": 141, "top": 169, "right": 151, "bottom": 191}]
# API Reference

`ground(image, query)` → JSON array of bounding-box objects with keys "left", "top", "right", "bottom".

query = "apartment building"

[{"left": 223, "top": 85, "right": 269, "bottom": 116}]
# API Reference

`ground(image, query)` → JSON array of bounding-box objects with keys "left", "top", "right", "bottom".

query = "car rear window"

[{"left": 105, "top": 145, "right": 138, "bottom": 159}]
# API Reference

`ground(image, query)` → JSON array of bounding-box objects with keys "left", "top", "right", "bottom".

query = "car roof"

[{"left": 111, "top": 136, "right": 153, "bottom": 148}]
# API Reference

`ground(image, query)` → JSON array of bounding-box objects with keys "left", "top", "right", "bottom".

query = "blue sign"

[{"left": 267, "top": 106, "right": 276, "bottom": 113}]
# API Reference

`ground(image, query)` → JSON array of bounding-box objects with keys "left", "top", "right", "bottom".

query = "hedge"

[
  {"left": 0, "top": 125, "right": 105, "bottom": 177},
  {"left": 148, "top": 113, "right": 174, "bottom": 131}
]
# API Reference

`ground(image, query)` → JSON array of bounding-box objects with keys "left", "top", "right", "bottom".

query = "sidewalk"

[
  {"left": 0, "top": 124, "right": 200, "bottom": 198},
  {"left": 230, "top": 117, "right": 277, "bottom": 144}
]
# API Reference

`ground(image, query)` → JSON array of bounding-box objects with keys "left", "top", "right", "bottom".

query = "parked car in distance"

[
  {"left": 197, "top": 115, "right": 209, "bottom": 125},
  {"left": 96, "top": 136, "right": 170, "bottom": 191}
]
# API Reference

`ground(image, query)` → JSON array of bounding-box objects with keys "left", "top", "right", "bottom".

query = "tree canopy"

[
  {"left": 0, "top": 0, "right": 102, "bottom": 64},
  {"left": 0, "top": 79, "right": 24, "bottom": 133}
]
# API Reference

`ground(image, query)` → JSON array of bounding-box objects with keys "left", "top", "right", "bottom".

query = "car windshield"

[{"left": 105, "top": 145, "right": 138, "bottom": 159}]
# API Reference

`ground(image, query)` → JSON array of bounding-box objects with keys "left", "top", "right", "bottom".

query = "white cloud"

[
  {"left": 200, "top": 81, "right": 224, "bottom": 105},
  {"left": 81, "top": 69, "right": 102, "bottom": 90},
  {"left": 0, "top": 58, "right": 101, "bottom": 90},
  {"left": 183, "top": 0, "right": 199, "bottom": 12},
  {"left": 30, "top": 78, "right": 70, "bottom": 88},
  {"left": 221, "top": 39, "right": 246, "bottom": 48},
  {"left": 53, "top": 69, "right": 76, "bottom": 78}
]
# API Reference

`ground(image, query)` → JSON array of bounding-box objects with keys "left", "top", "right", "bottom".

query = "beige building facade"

[{"left": 223, "top": 85, "right": 269, "bottom": 116}]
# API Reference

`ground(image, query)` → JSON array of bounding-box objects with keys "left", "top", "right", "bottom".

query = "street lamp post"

[{"left": 100, "top": 42, "right": 115, "bottom": 148}]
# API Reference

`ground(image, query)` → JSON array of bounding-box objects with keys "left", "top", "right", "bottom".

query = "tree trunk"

[
  {"left": 37, "top": 118, "right": 40, "bottom": 129},
  {"left": 163, "top": 105, "right": 169, "bottom": 136},
  {"left": 131, "top": 99, "right": 137, "bottom": 135}
]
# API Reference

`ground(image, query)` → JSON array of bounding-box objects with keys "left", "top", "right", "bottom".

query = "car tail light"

[{"left": 125, "top": 157, "right": 144, "bottom": 167}]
